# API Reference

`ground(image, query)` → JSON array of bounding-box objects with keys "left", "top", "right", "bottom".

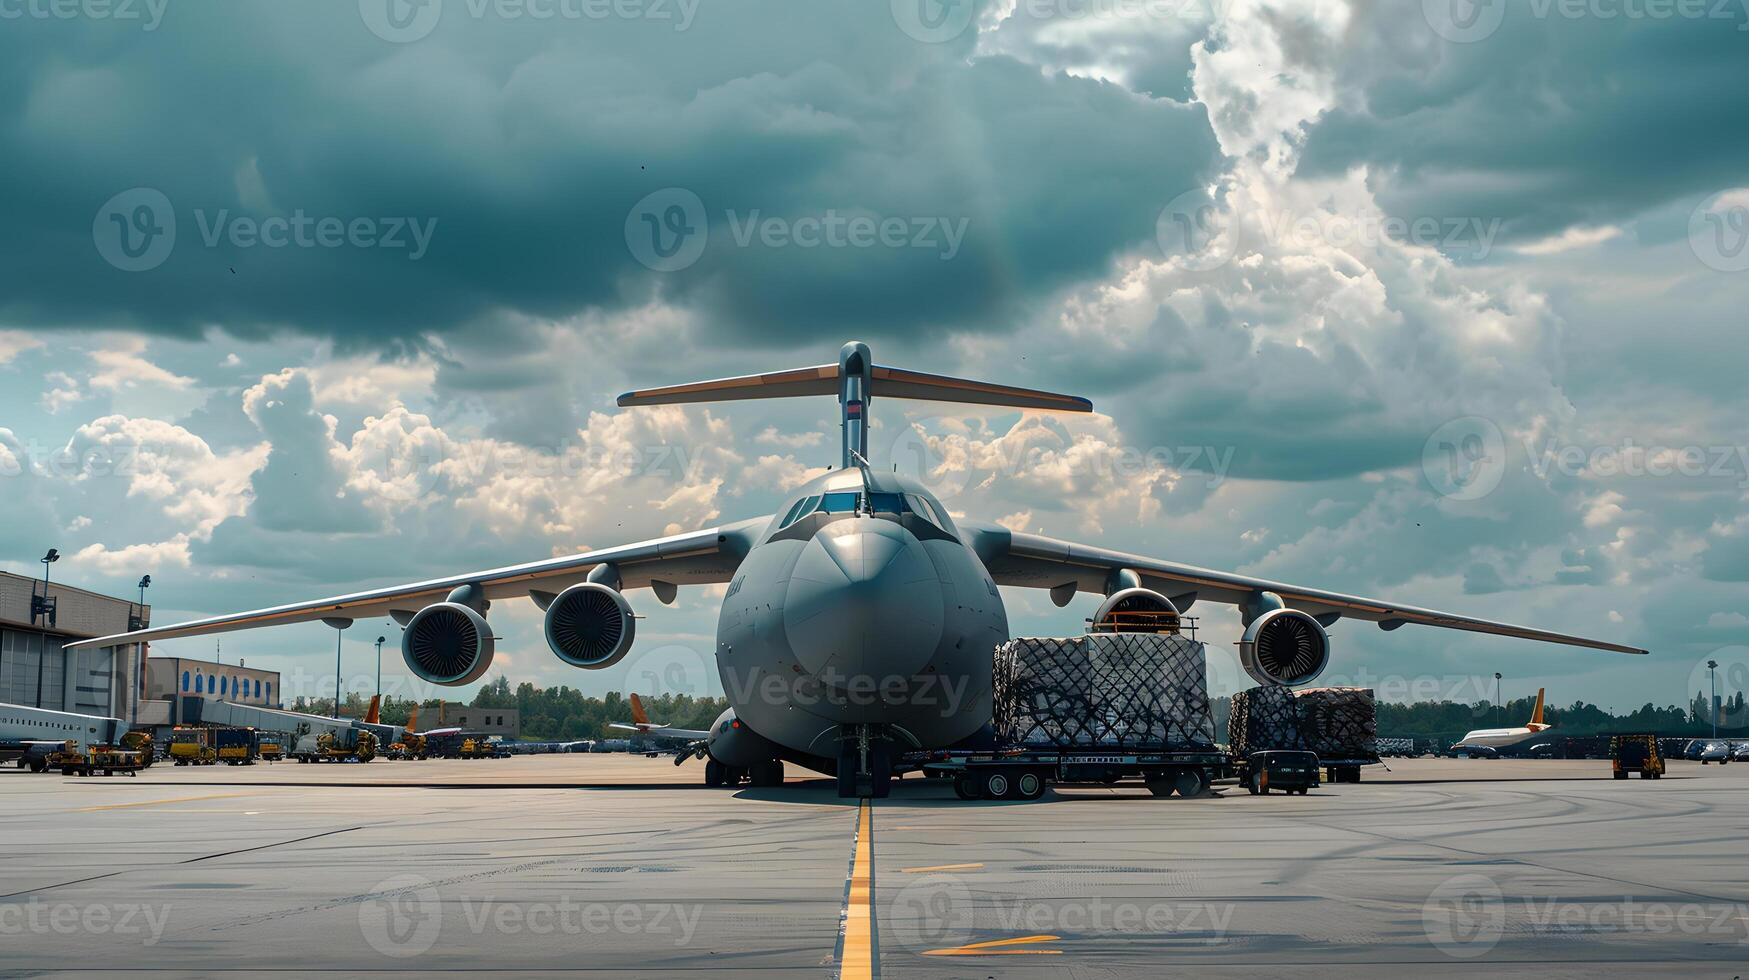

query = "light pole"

[
  {"left": 322, "top": 618, "right": 353, "bottom": 719},
  {"left": 1708, "top": 659, "right": 1719, "bottom": 738},
  {"left": 33, "top": 548, "right": 59, "bottom": 626},
  {"left": 375, "top": 636, "right": 386, "bottom": 705},
  {"left": 1494, "top": 672, "right": 1503, "bottom": 728},
  {"left": 137, "top": 574, "right": 151, "bottom": 606}
]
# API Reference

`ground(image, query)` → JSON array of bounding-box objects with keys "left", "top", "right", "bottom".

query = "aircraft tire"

[
  {"left": 953, "top": 774, "right": 981, "bottom": 800},
  {"left": 704, "top": 758, "right": 726, "bottom": 786}
]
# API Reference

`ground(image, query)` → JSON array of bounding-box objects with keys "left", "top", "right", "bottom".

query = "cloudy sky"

[{"left": 1, "top": 0, "right": 1745, "bottom": 713}]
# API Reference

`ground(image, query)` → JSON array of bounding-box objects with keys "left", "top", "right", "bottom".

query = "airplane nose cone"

[{"left": 784, "top": 520, "right": 944, "bottom": 680}]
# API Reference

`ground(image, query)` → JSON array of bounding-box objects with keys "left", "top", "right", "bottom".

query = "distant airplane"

[
  {"left": 74, "top": 341, "right": 1645, "bottom": 797},
  {"left": 610, "top": 693, "right": 711, "bottom": 744},
  {"left": 1453, "top": 688, "right": 1553, "bottom": 754},
  {"left": 0, "top": 702, "right": 127, "bottom": 770}
]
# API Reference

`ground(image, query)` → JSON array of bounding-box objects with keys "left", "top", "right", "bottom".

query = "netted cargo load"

[
  {"left": 1229, "top": 684, "right": 1308, "bottom": 756},
  {"left": 1228, "top": 685, "right": 1377, "bottom": 759},
  {"left": 1293, "top": 687, "right": 1377, "bottom": 760},
  {"left": 993, "top": 633, "right": 1215, "bottom": 750}
]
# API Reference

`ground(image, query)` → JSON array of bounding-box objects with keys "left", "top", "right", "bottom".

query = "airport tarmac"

[{"left": 2, "top": 756, "right": 1746, "bottom": 977}]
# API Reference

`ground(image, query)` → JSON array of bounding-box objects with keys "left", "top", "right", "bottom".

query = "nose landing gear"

[{"left": 837, "top": 724, "right": 893, "bottom": 798}]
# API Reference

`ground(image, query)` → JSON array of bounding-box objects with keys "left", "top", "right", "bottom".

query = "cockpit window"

[
  {"left": 865, "top": 492, "right": 907, "bottom": 515},
  {"left": 778, "top": 495, "right": 820, "bottom": 529},
  {"left": 905, "top": 493, "right": 947, "bottom": 529},
  {"left": 819, "top": 492, "right": 861, "bottom": 514}
]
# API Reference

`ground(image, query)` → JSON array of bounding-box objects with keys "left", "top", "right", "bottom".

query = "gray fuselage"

[{"left": 714, "top": 468, "right": 1007, "bottom": 762}]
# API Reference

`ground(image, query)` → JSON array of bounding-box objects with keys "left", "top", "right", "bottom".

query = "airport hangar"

[{"left": 0, "top": 568, "right": 281, "bottom": 732}]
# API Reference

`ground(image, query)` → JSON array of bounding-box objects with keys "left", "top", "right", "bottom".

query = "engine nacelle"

[
  {"left": 401, "top": 601, "right": 495, "bottom": 686},
  {"left": 544, "top": 582, "right": 636, "bottom": 669},
  {"left": 1239, "top": 608, "right": 1330, "bottom": 686},
  {"left": 1091, "top": 587, "right": 1180, "bottom": 633}
]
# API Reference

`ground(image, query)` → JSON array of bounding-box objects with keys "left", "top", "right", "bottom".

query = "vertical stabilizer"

[
  {"left": 1529, "top": 688, "right": 1547, "bottom": 729},
  {"left": 630, "top": 693, "right": 651, "bottom": 727},
  {"left": 365, "top": 695, "right": 381, "bottom": 725}
]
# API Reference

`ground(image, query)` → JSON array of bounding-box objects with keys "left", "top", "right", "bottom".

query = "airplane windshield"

[{"left": 819, "top": 492, "right": 860, "bottom": 514}]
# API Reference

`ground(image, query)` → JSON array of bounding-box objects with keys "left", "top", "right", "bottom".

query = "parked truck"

[
  {"left": 909, "top": 631, "right": 1228, "bottom": 800},
  {"left": 293, "top": 728, "right": 377, "bottom": 763},
  {"left": 215, "top": 727, "right": 258, "bottom": 765},
  {"left": 169, "top": 726, "right": 217, "bottom": 765}
]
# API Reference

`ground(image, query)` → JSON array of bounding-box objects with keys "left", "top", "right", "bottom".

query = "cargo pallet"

[{"left": 909, "top": 746, "right": 1231, "bottom": 801}]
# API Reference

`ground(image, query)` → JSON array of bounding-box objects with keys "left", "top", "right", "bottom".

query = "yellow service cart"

[
  {"left": 169, "top": 726, "right": 218, "bottom": 766},
  {"left": 1611, "top": 734, "right": 1664, "bottom": 780}
]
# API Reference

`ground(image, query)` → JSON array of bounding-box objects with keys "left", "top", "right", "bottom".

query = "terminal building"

[
  {"left": 432, "top": 702, "right": 520, "bottom": 737},
  {"left": 0, "top": 569, "right": 148, "bottom": 722},
  {"left": 145, "top": 656, "right": 281, "bottom": 709}
]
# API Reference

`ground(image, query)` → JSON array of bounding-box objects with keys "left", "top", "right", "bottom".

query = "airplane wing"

[
  {"left": 67, "top": 518, "right": 768, "bottom": 650},
  {"left": 609, "top": 723, "right": 712, "bottom": 741},
  {"left": 965, "top": 524, "right": 1647, "bottom": 655}
]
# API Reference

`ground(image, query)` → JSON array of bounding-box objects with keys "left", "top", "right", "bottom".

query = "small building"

[
  {"left": 0, "top": 569, "right": 148, "bottom": 723},
  {"left": 434, "top": 702, "right": 519, "bottom": 738},
  {"left": 146, "top": 656, "right": 281, "bottom": 709}
]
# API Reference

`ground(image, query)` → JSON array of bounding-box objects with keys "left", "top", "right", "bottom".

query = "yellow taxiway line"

[
  {"left": 75, "top": 793, "right": 252, "bottom": 812},
  {"left": 838, "top": 799, "right": 874, "bottom": 980}
]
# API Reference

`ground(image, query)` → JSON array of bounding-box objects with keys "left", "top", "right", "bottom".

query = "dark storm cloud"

[
  {"left": 0, "top": 0, "right": 1218, "bottom": 345},
  {"left": 1299, "top": 6, "right": 1749, "bottom": 241}
]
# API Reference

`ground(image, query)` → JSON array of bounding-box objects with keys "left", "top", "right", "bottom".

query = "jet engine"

[
  {"left": 1238, "top": 608, "right": 1330, "bottom": 686},
  {"left": 401, "top": 602, "right": 495, "bottom": 686},
  {"left": 543, "top": 582, "right": 635, "bottom": 669}
]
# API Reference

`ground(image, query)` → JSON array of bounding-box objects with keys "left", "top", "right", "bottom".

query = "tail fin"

[
  {"left": 364, "top": 695, "right": 381, "bottom": 725},
  {"left": 630, "top": 693, "right": 651, "bottom": 727},
  {"left": 406, "top": 704, "right": 419, "bottom": 734},
  {"left": 1529, "top": 688, "right": 1547, "bottom": 729},
  {"left": 619, "top": 341, "right": 1090, "bottom": 468}
]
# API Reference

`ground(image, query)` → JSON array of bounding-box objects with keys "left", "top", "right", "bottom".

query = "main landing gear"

[{"left": 703, "top": 756, "right": 785, "bottom": 788}]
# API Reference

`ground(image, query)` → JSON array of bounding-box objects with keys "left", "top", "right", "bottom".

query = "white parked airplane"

[{"left": 1452, "top": 688, "right": 1552, "bottom": 754}]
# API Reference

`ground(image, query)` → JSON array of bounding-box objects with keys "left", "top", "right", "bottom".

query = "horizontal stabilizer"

[{"left": 619, "top": 361, "right": 1090, "bottom": 413}]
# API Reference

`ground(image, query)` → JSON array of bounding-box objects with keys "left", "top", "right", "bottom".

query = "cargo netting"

[
  {"left": 1229, "top": 685, "right": 1377, "bottom": 759},
  {"left": 993, "top": 634, "right": 1216, "bottom": 750}
]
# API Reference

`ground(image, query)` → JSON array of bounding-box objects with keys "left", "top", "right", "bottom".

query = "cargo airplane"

[{"left": 72, "top": 342, "right": 1646, "bottom": 796}]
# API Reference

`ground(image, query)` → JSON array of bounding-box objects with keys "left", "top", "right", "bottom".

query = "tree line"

[{"left": 291, "top": 680, "right": 1747, "bottom": 744}]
